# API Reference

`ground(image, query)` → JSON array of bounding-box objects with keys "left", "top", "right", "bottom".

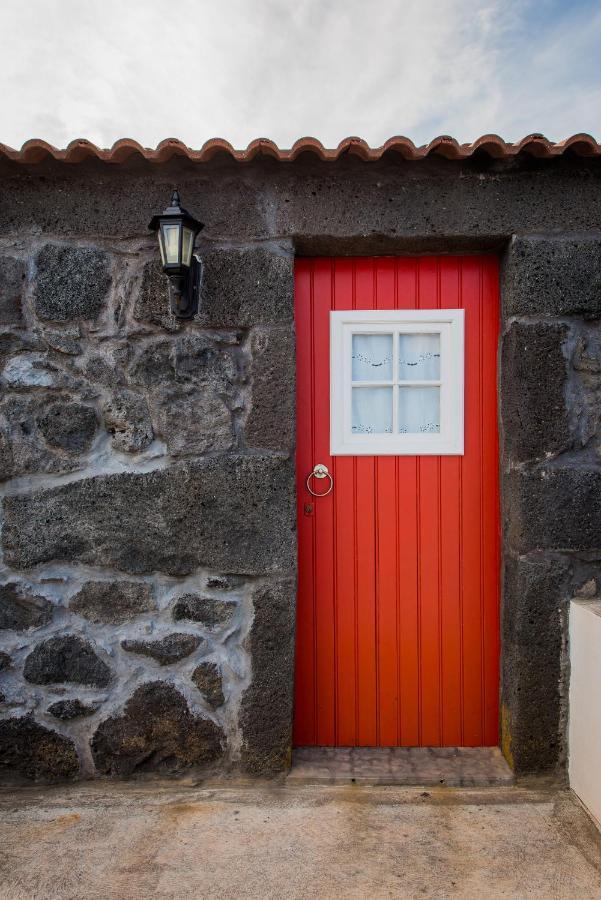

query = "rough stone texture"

[
  {"left": 503, "top": 236, "right": 601, "bottom": 319},
  {"left": 133, "top": 259, "right": 179, "bottom": 331},
  {"left": 505, "top": 466, "right": 601, "bottom": 553},
  {"left": 69, "top": 581, "right": 155, "bottom": 625},
  {"left": 101, "top": 389, "right": 153, "bottom": 453},
  {"left": 191, "top": 661, "right": 225, "bottom": 708},
  {"left": 152, "top": 381, "right": 233, "bottom": 454},
  {"left": 246, "top": 326, "right": 295, "bottom": 451},
  {"left": 121, "top": 633, "right": 201, "bottom": 665},
  {"left": 172, "top": 593, "right": 236, "bottom": 628},
  {"left": 91, "top": 681, "right": 224, "bottom": 776},
  {"left": 47, "top": 699, "right": 97, "bottom": 720},
  {"left": 0, "top": 651, "right": 11, "bottom": 671},
  {"left": 0, "top": 718, "right": 79, "bottom": 781},
  {"left": 0, "top": 583, "right": 53, "bottom": 631},
  {"left": 2, "top": 352, "right": 78, "bottom": 391},
  {"left": 240, "top": 577, "right": 296, "bottom": 775},
  {"left": 0, "top": 255, "right": 25, "bottom": 326},
  {"left": 36, "top": 400, "right": 98, "bottom": 453},
  {"left": 34, "top": 244, "right": 111, "bottom": 322},
  {"left": 2, "top": 455, "right": 296, "bottom": 575},
  {"left": 0, "top": 394, "right": 83, "bottom": 480},
  {"left": 501, "top": 553, "right": 571, "bottom": 774},
  {"left": 501, "top": 321, "right": 571, "bottom": 462},
  {"left": 198, "top": 246, "right": 294, "bottom": 327},
  {"left": 23, "top": 635, "right": 112, "bottom": 687}
]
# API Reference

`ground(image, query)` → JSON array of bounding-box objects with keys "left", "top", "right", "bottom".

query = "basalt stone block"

[
  {"left": 128, "top": 339, "right": 174, "bottom": 386},
  {"left": 91, "top": 681, "right": 224, "bottom": 776},
  {"left": 246, "top": 326, "right": 295, "bottom": 452},
  {"left": 24, "top": 635, "right": 112, "bottom": 687},
  {"left": 34, "top": 244, "right": 111, "bottom": 322},
  {"left": 0, "top": 651, "right": 11, "bottom": 671},
  {"left": 102, "top": 389, "right": 153, "bottom": 453},
  {"left": 239, "top": 576, "right": 296, "bottom": 775},
  {"left": 502, "top": 236, "right": 601, "bottom": 319},
  {"left": 505, "top": 466, "right": 601, "bottom": 553},
  {"left": 36, "top": 400, "right": 98, "bottom": 453},
  {"left": 0, "top": 256, "right": 25, "bottom": 326},
  {"left": 121, "top": 633, "right": 201, "bottom": 665},
  {"left": 69, "top": 581, "right": 155, "bottom": 625},
  {"left": 192, "top": 662, "right": 225, "bottom": 708},
  {"left": 47, "top": 699, "right": 97, "bottom": 720},
  {"left": 133, "top": 259, "right": 179, "bottom": 331},
  {"left": 2, "top": 352, "right": 78, "bottom": 391},
  {"left": 172, "top": 593, "right": 236, "bottom": 628},
  {"left": 0, "top": 583, "right": 53, "bottom": 631},
  {"left": 3, "top": 455, "right": 296, "bottom": 575},
  {"left": 0, "top": 394, "right": 82, "bottom": 480},
  {"left": 503, "top": 553, "right": 571, "bottom": 650},
  {"left": 198, "top": 246, "right": 294, "bottom": 327},
  {"left": 501, "top": 321, "right": 570, "bottom": 462},
  {"left": 0, "top": 718, "right": 79, "bottom": 781},
  {"left": 152, "top": 382, "right": 233, "bottom": 454}
]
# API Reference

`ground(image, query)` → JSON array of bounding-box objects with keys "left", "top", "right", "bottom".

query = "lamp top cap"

[{"left": 148, "top": 188, "right": 204, "bottom": 233}]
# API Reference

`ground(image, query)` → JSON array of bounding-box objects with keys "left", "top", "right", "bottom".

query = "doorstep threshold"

[{"left": 289, "top": 746, "right": 514, "bottom": 787}]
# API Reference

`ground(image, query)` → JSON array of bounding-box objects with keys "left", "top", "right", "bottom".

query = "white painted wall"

[{"left": 569, "top": 599, "right": 601, "bottom": 827}]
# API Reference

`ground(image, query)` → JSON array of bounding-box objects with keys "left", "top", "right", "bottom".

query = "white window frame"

[{"left": 330, "top": 309, "right": 465, "bottom": 456}]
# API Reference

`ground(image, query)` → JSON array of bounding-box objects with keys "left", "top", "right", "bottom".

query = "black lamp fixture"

[{"left": 148, "top": 190, "right": 204, "bottom": 318}]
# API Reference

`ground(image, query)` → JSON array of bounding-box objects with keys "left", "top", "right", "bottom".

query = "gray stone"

[
  {"left": 34, "top": 244, "right": 111, "bottom": 322},
  {"left": 502, "top": 236, "right": 601, "bottom": 319},
  {"left": 2, "top": 455, "right": 296, "bottom": 576},
  {"left": 239, "top": 576, "right": 296, "bottom": 775},
  {"left": 246, "top": 326, "right": 295, "bottom": 451},
  {"left": 0, "top": 583, "right": 53, "bottom": 631},
  {"left": 91, "top": 681, "right": 224, "bottom": 776},
  {"left": 506, "top": 466, "right": 601, "bottom": 553},
  {"left": 0, "top": 717, "right": 79, "bottom": 781},
  {"left": 206, "top": 575, "right": 242, "bottom": 590},
  {"left": 501, "top": 321, "right": 571, "bottom": 462},
  {"left": 121, "top": 633, "right": 201, "bottom": 665},
  {"left": 0, "top": 256, "right": 25, "bottom": 326},
  {"left": 0, "top": 394, "right": 82, "bottom": 481},
  {"left": 2, "top": 352, "right": 76, "bottom": 390},
  {"left": 0, "top": 651, "right": 11, "bottom": 671},
  {"left": 198, "top": 246, "right": 294, "bottom": 327},
  {"left": 172, "top": 593, "right": 236, "bottom": 628},
  {"left": 128, "top": 339, "right": 174, "bottom": 386},
  {"left": 102, "top": 390, "right": 153, "bottom": 453},
  {"left": 191, "top": 662, "right": 225, "bottom": 708},
  {"left": 133, "top": 259, "right": 180, "bottom": 331},
  {"left": 47, "top": 699, "right": 97, "bottom": 720},
  {"left": 152, "top": 382, "right": 233, "bottom": 454},
  {"left": 69, "top": 581, "right": 155, "bottom": 625},
  {"left": 36, "top": 401, "right": 98, "bottom": 453},
  {"left": 23, "top": 635, "right": 112, "bottom": 687},
  {"left": 41, "top": 326, "right": 82, "bottom": 355},
  {"left": 84, "top": 354, "right": 126, "bottom": 388}
]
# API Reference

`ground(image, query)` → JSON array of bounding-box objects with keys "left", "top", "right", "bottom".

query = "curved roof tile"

[{"left": 0, "top": 134, "right": 599, "bottom": 164}]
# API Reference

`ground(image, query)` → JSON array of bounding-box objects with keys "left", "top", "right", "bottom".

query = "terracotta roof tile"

[{"left": 0, "top": 134, "right": 599, "bottom": 164}]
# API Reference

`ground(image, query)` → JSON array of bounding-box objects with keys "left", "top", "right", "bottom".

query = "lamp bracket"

[{"left": 168, "top": 255, "right": 202, "bottom": 319}]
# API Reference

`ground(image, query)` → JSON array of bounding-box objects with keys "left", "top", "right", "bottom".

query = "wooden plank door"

[{"left": 293, "top": 257, "right": 500, "bottom": 747}]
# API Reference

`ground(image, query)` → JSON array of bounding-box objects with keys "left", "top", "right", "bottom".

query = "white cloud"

[{"left": 0, "top": 0, "right": 598, "bottom": 148}]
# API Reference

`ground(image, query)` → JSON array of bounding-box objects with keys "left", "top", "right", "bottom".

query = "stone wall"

[
  {"left": 0, "top": 228, "right": 296, "bottom": 781},
  {"left": 1, "top": 151, "right": 600, "bottom": 782}
]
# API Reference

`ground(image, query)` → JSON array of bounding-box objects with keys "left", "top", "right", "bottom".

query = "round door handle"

[{"left": 306, "top": 464, "right": 333, "bottom": 497}]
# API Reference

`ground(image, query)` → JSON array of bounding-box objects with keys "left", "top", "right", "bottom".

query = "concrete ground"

[{"left": 0, "top": 780, "right": 600, "bottom": 899}]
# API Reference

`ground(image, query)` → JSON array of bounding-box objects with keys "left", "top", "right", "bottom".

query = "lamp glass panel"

[
  {"left": 157, "top": 230, "right": 166, "bottom": 266},
  {"left": 161, "top": 222, "right": 181, "bottom": 265},
  {"left": 181, "top": 227, "right": 195, "bottom": 267}
]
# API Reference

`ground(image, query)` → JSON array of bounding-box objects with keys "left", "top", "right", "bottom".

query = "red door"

[{"left": 293, "top": 257, "right": 500, "bottom": 747}]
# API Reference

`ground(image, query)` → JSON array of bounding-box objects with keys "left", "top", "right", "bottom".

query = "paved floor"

[
  {"left": 289, "top": 746, "right": 514, "bottom": 786},
  {"left": 0, "top": 780, "right": 600, "bottom": 899}
]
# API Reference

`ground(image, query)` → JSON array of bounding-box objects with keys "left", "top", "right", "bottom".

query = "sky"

[{"left": 0, "top": 0, "right": 599, "bottom": 150}]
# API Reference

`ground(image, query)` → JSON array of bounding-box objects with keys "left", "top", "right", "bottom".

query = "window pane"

[
  {"left": 182, "top": 227, "right": 195, "bottom": 267},
  {"left": 352, "top": 387, "right": 393, "bottom": 434},
  {"left": 398, "top": 386, "right": 440, "bottom": 433},
  {"left": 352, "top": 334, "right": 393, "bottom": 381},
  {"left": 161, "top": 222, "right": 180, "bottom": 265},
  {"left": 398, "top": 333, "right": 440, "bottom": 380}
]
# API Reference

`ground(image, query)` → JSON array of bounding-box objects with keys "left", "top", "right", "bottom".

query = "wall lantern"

[{"left": 148, "top": 190, "right": 204, "bottom": 319}]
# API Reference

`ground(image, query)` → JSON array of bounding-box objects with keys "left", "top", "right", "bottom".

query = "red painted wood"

[{"left": 293, "top": 256, "right": 500, "bottom": 748}]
